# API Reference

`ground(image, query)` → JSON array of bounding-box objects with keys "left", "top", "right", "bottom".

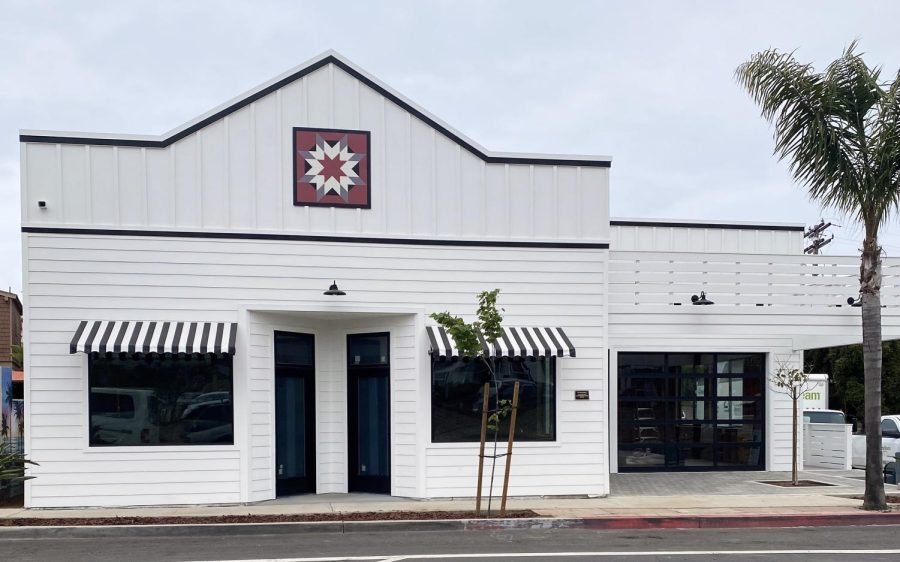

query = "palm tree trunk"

[{"left": 861, "top": 236, "right": 886, "bottom": 511}]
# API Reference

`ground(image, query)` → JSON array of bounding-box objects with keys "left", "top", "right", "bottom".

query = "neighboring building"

[
  {"left": 18, "top": 51, "right": 900, "bottom": 508},
  {"left": 0, "top": 290, "right": 22, "bottom": 369},
  {"left": 1, "top": 367, "right": 24, "bottom": 453}
]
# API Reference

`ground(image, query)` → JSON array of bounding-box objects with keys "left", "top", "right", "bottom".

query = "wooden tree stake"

[
  {"left": 500, "top": 381, "right": 520, "bottom": 516},
  {"left": 475, "top": 382, "right": 490, "bottom": 516}
]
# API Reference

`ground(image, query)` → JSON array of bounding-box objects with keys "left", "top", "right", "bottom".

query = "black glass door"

[
  {"left": 347, "top": 332, "right": 390, "bottom": 494},
  {"left": 617, "top": 352, "right": 765, "bottom": 472},
  {"left": 275, "top": 331, "right": 316, "bottom": 496}
]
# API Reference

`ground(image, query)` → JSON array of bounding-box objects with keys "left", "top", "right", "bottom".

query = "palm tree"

[
  {"left": 3, "top": 381, "right": 13, "bottom": 421},
  {"left": 736, "top": 42, "right": 900, "bottom": 511},
  {"left": 12, "top": 401, "right": 24, "bottom": 440}
]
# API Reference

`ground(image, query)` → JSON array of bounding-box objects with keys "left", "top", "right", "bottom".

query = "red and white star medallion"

[{"left": 293, "top": 128, "right": 370, "bottom": 208}]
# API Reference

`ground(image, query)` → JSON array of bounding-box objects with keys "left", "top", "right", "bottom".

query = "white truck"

[
  {"left": 803, "top": 374, "right": 830, "bottom": 410},
  {"left": 802, "top": 374, "right": 846, "bottom": 425},
  {"left": 851, "top": 415, "right": 900, "bottom": 469}
]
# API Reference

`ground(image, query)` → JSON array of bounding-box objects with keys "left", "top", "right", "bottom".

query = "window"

[
  {"left": 431, "top": 357, "right": 555, "bottom": 443},
  {"left": 882, "top": 419, "right": 899, "bottom": 435},
  {"left": 804, "top": 411, "right": 845, "bottom": 424},
  {"left": 88, "top": 355, "right": 233, "bottom": 446}
]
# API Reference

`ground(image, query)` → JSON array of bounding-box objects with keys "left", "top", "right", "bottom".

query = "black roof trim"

[
  {"left": 19, "top": 55, "right": 611, "bottom": 168},
  {"left": 22, "top": 226, "right": 610, "bottom": 249},
  {"left": 610, "top": 220, "right": 805, "bottom": 232}
]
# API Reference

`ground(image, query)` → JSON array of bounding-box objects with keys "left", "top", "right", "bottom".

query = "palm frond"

[
  {"left": 736, "top": 49, "right": 863, "bottom": 221},
  {"left": 871, "top": 69, "right": 900, "bottom": 229}
]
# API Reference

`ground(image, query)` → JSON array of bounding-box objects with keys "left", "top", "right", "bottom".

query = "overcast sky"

[{"left": 3, "top": 0, "right": 900, "bottom": 295}]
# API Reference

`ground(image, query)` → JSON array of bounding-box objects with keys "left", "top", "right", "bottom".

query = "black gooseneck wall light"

[
  {"left": 690, "top": 291, "right": 714, "bottom": 305},
  {"left": 323, "top": 280, "right": 346, "bottom": 296}
]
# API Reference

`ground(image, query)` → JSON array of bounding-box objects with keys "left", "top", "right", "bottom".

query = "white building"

[{"left": 18, "top": 51, "right": 900, "bottom": 508}]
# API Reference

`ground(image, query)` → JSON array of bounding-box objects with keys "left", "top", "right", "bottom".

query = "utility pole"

[{"left": 804, "top": 219, "right": 834, "bottom": 255}]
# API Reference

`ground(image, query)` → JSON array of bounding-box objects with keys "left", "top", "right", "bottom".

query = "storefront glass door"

[
  {"left": 347, "top": 332, "right": 390, "bottom": 494},
  {"left": 274, "top": 331, "right": 316, "bottom": 495},
  {"left": 617, "top": 352, "right": 765, "bottom": 471}
]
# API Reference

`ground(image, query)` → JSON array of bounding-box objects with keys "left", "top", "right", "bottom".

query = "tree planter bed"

[{"left": 757, "top": 480, "right": 836, "bottom": 487}]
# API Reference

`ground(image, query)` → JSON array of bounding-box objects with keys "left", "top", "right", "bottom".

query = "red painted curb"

[
  {"left": 465, "top": 512, "right": 900, "bottom": 531},
  {"left": 577, "top": 512, "right": 900, "bottom": 530}
]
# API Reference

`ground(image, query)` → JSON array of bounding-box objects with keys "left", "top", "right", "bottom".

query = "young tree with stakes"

[
  {"left": 737, "top": 41, "right": 900, "bottom": 510},
  {"left": 770, "top": 365, "right": 814, "bottom": 486},
  {"left": 431, "top": 289, "right": 516, "bottom": 515}
]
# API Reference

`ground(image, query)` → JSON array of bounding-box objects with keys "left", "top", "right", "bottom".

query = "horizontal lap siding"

[
  {"left": 313, "top": 323, "right": 345, "bottom": 494},
  {"left": 425, "top": 324, "right": 607, "bottom": 497},
  {"left": 247, "top": 317, "right": 276, "bottom": 500},
  {"left": 23, "top": 316, "right": 242, "bottom": 508},
  {"left": 25, "top": 233, "right": 607, "bottom": 505},
  {"left": 607, "top": 247, "right": 856, "bottom": 472},
  {"left": 425, "top": 448, "right": 607, "bottom": 497},
  {"left": 392, "top": 319, "right": 419, "bottom": 497},
  {"left": 768, "top": 355, "right": 803, "bottom": 471},
  {"left": 27, "top": 447, "right": 241, "bottom": 507},
  {"left": 608, "top": 250, "right": 900, "bottom": 345}
]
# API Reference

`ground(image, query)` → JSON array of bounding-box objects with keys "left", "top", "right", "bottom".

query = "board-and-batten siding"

[
  {"left": 610, "top": 224, "right": 803, "bottom": 255},
  {"left": 24, "top": 232, "right": 607, "bottom": 506},
  {"left": 21, "top": 63, "right": 610, "bottom": 244}
]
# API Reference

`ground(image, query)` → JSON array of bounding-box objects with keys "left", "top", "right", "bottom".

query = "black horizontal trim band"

[
  {"left": 22, "top": 226, "right": 610, "bottom": 249},
  {"left": 20, "top": 56, "right": 611, "bottom": 168},
  {"left": 611, "top": 220, "right": 804, "bottom": 232}
]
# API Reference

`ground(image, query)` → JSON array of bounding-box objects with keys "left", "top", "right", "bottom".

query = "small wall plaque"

[{"left": 575, "top": 390, "right": 590, "bottom": 400}]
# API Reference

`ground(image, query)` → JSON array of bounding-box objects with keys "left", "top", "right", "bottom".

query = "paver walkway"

[{"left": 611, "top": 469, "right": 875, "bottom": 496}]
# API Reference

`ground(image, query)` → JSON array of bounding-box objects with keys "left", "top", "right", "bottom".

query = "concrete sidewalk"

[
  {"left": 2, "top": 469, "right": 896, "bottom": 522},
  {"left": 0, "top": 492, "right": 876, "bottom": 520}
]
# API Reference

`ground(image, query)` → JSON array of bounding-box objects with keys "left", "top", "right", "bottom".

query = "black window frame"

[
  {"left": 617, "top": 352, "right": 766, "bottom": 472},
  {"left": 87, "top": 353, "right": 235, "bottom": 447},
  {"left": 430, "top": 355, "right": 557, "bottom": 444}
]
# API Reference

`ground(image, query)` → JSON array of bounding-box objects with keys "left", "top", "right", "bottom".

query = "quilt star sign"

[{"left": 293, "top": 127, "right": 371, "bottom": 208}]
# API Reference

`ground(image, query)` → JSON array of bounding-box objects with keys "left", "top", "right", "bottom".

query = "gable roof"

[{"left": 20, "top": 50, "right": 611, "bottom": 168}]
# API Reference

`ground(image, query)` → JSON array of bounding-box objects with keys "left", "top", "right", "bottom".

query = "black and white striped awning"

[
  {"left": 69, "top": 321, "right": 237, "bottom": 355},
  {"left": 427, "top": 326, "right": 575, "bottom": 359}
]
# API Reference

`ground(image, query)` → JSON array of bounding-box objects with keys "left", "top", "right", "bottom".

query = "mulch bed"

[
  {"left": 757, "top": 480, "right": 836, "bottom": 487},
  {"left": 848, "top": 495, "right": 900, "bottom": 504},
  {"left": 0, "top": 496, "right": 24, "bottom": 509},
  {"left": 0, "top": 509, "right": 539, "bottom": 527}
]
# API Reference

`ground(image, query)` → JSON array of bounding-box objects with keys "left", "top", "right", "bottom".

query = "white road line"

[{"left": 185, "top": 549, "right": 900, "bottom": 562}]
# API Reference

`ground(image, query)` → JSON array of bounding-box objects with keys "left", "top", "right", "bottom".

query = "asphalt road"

[{"left": 6, "top": 525, "right": 900, "bottom": 561}]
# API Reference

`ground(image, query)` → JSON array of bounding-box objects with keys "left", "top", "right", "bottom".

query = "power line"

[{"left": 804, "top": 219, "right": 834, "bottom": 255}]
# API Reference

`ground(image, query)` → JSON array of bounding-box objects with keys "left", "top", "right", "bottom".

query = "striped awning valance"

[
  {"left": 69, "top": 321, "right": 237, "bottom": 355},
  {"left": 427, "top": 326, "right": 575, "bottom": 359}
]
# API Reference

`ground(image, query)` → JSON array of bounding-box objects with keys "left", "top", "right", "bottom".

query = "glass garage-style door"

[{"left": 617, "top": 352, "right": 766, "bottom": 472}]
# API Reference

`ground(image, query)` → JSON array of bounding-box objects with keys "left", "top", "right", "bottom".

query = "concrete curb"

[
  {"left": 465, "top": 512, "right": 900, "bottom": 531},
  {"left": 2, "top": 512, "right": 900, "bottom": 538},
  {"left": 0, "top": 520, "right": 347, "bottom": 539}
]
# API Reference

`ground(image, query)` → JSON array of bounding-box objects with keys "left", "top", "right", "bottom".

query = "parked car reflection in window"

[{"left": 88, "top": 355, "right": 233, "bottom": 446}]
